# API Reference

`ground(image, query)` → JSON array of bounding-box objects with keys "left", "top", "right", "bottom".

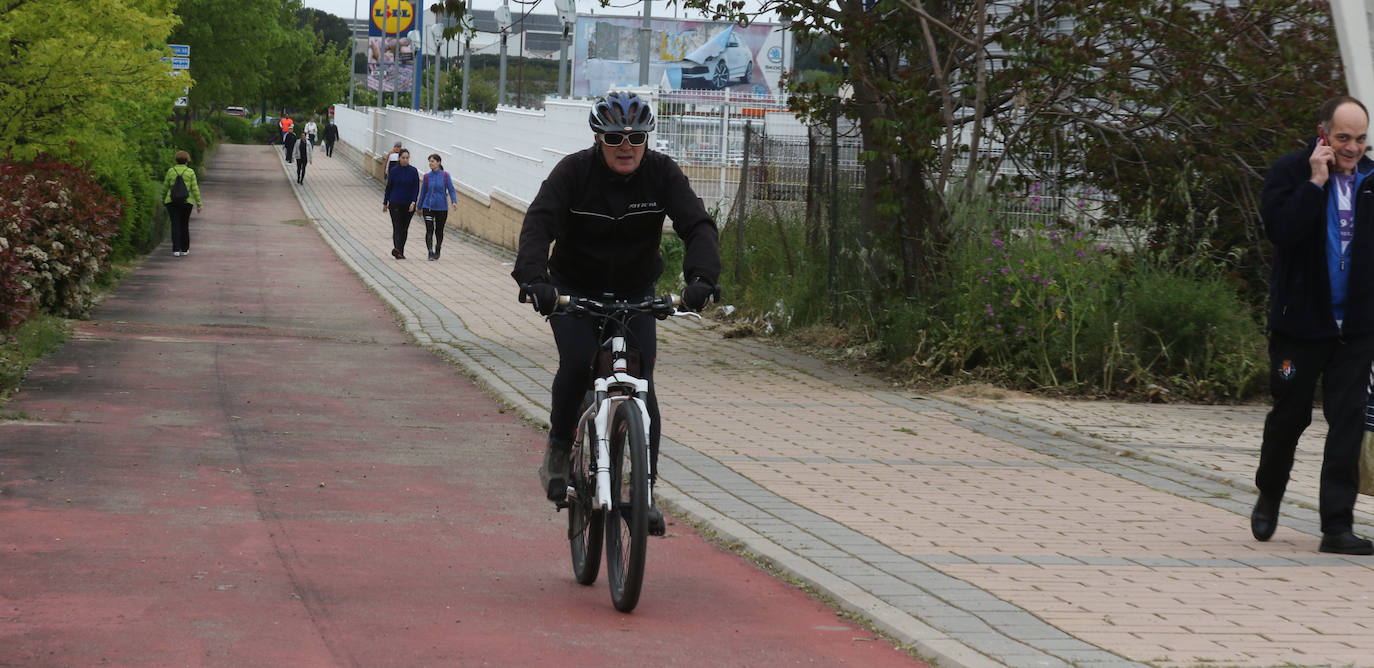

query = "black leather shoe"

[
  {"left": 538, "top": 439, "right": 571, "bottom": 503},
  {"left": 647, "top": 506, "right": 665, "bottom": 536},
  {"left": 1251, "top": 493, "right": 1280, "bottom": 542},
  {"left": 1319, "top": 531, "right": 1374, "bottom": 555}
]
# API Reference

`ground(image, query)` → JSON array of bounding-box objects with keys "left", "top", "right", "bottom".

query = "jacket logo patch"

[
  {"left": 1279, "top": 359, "right": 1295, "bottom": 380},
  {"left": 627, "top": 201, "right": 659, "bottom": 210}
]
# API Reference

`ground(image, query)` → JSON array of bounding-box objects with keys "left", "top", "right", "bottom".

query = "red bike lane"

[{"left": 0, "top": 145, "right": 928, "bottom": 667}]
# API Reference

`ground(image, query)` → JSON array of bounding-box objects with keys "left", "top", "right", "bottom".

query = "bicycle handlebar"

[{"left": 554, "top": 294, "right": 682, "bottom": 318}]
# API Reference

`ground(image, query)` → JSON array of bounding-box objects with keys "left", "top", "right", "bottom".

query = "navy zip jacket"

[
  {"left": 512, "top": 145, "right": 720, "bottom": 296},
  {"left": 383, "top": 164, "right": 420, "bottom": 206},
  {"left": 1262, "top": 138, "right": 1374, "bottom": 339}
]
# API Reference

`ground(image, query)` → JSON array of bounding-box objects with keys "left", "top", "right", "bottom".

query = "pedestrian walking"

[
  {"left": 1252, "top": 95, "right": 1374, "bottom": 555},
  {"left": 382, "top": 149, "right": 420, "bottom": 259},
  {"left": 295, "top": 133, "right": 312, "bottom": 184},
  {"left": 284, "top": 128, "right": 298, "bottom": 164},
  {"left": 304, "top": 118, "right": 318, "bottom": 144},
  {"left": 279, "top": 114, "right": 294, "bottom": 145},
  {"left": 323, "top": 121, "right": 338, "bottom": 157},
  {"left": 385, "top": 141, "right": 403, "bottom": 179},
  {"left": 162, "top": 150, "right": 202, "bottom": 258},
  {"left": 419, "top": 153, "right": 458, "bottom": 260}
]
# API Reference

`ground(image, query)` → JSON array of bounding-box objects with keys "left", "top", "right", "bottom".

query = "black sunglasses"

[{"left": 600, "top": 131, "right": 648, "bottom": 147}]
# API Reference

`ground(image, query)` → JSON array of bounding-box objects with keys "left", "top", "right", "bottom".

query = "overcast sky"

[{"left": 298, "top": 0, "right": 774, "bottom": 22}]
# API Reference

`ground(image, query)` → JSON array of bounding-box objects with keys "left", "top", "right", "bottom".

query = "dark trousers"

[
  {"left": 166, "top": 202, "right": 192, "bottom": 253},
  {"left": 296, "top": 158, "right": 307, "bottom": 183},
  {"left": 422, "top": 209, "right": 448, "bottom": 254},
  {"left": 325, "top": 139, "right": 335, "bottom": 157},
  {"left": 1256, "top": 331, "right": 1374, "bottom": 534},
  {"left": 388, "top": 204, "right": 413, "bottom": 254},
  {"left": 548, "top": 306, "right": 661, "bottom": 478}
]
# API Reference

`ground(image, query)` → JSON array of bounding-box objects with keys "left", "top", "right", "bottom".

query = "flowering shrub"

[
  {"left": 0, "top": 158, "right": 122, "bottom": 327},
  {"left": 0, "top": 212, "right": 37, "bottom": 330},
  {"left": 957, "top": 213, "right": 1117, "bottom": 387}
]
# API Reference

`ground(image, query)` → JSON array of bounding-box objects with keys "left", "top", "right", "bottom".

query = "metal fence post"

[{"left": 829, "top": 99, "right": 840, "bottom": 323}]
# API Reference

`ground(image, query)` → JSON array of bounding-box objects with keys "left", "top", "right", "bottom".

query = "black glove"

[
  {"left": 681, "top": 278, "right": 717, "bottom": 312},
  {"left": 520, "top": 282, "right": 559, "bottom": 316}
]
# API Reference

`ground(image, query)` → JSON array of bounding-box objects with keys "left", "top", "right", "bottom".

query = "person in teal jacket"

[{"left": 163, "top": 150, "right": 203, "bottom": 257}]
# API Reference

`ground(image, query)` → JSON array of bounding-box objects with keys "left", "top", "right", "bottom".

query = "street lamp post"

[
  {"left": 406, "top": 23, "right": 417, "bottom": 109},
  {"left": 461, "top": 13, "right": 473, "bottom": 111},
  {"left": 556, "top": 0, "right": 575, "bottom": 98},
  {"left": 497, "top": 0, "right": 512, "bottom": 108},
  {"left": 429, "top": 22, "right": 444, "bottom": 111},
  {"left": 349, "top": 0, "right": 359, "bottom": 108}
]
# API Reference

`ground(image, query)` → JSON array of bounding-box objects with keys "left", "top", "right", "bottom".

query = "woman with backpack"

[
  {"left": 163, "top": 150, "right": 202, "bottom": 257},
  {"left": 419, "top": 153, "right": 458, "bottom": 260}
]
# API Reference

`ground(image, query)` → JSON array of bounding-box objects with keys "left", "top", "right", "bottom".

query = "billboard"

[
  {"left": 572, "top": 16, "right": 786, "bottom": 98},
  {"left": 367, "top": 0, "right": 418, "bottom": 94}
]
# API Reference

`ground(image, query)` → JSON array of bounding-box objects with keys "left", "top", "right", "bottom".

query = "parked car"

[
  {"left": 678, "top": 27, "right": 754, "bottom": 90},
  {"left": 225, "top": 106, "right": 249, "bottom": 117}
]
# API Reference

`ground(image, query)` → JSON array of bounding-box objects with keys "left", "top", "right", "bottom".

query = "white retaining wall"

[{"left": 333, "top": 100, "right": 597, "bottom": 208}]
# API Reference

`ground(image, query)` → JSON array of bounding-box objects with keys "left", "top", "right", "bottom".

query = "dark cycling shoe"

[
  {"left": 647, "top": 506, "right": 665, "bottom": 536},
  {"left": 538, "top": 439, "right": 571, "bottom": 502}
]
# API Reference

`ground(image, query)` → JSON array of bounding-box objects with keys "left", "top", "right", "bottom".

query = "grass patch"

[
  {"left": 283, "top": 218, "right": 313, "bottom": 227},
  {"left": 0, "top": 313, "right": 71, "bottom": 403}
]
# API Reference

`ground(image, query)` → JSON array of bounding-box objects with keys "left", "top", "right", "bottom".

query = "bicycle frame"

[{"left": 582, "top": 335, "right": 653, "bottom": 511}]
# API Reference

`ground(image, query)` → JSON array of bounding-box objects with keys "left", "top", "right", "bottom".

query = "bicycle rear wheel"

[
  {"left": 569, "top": 399, "right": 603, "bottom": 585},
  {"left": 605, "top": 400, "right": 649, "bottom": 612}
]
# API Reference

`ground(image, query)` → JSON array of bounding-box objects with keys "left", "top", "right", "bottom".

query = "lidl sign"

[{"left": 370, "top": 0, "right": 415, "bottom": 36}]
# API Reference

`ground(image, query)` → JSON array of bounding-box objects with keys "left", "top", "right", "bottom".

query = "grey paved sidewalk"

[{"left": 287, "top": 145, "right": 1374, "bottom": 668}]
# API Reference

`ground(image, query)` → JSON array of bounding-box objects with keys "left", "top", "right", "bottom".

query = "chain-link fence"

[{"left": 655, "top": 90, "right": 865, "bottom": 218}]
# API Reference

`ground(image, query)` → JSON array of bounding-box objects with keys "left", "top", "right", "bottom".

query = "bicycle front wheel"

[
  {"left": 569, "top": 396, "right": 603, "bottom": 585},
  {"left": 605, "top": 400, "right": 649, "bottom": 612}
]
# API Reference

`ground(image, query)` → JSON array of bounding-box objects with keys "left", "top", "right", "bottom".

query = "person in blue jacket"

[
  {"left": 419, "top": 153, "right": 459, "bottom": 260},
  {"left": 1252, "top": 95, "right": 1374, "bottom": 555},
  {"left": 381, "top": 149, "right": 420, "bottom": 259}
]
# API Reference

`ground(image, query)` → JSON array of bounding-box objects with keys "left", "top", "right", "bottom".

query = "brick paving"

[{"left": 290, "top": 145, "right": 1374, "bottom": 668}]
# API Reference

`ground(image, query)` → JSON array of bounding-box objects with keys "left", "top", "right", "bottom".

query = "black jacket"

[
  {"left": 512, "top": 145, "right": 720, "bottom": 296},
  {"left": 1261, "top": 139, "right": 1374, "bottom": 339}
]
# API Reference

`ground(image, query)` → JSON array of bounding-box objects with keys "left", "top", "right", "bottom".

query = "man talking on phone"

[{"left": 1253, "top": 95, "right": 1374, "bottom": 555}]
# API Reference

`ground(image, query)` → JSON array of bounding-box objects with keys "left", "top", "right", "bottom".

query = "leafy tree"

[
  {"left": 169, "top": 0, "right": 285, "bottom": 113},
  {"left": 299, "top": 7, "right": 353, "bottom": 55},
  {"left": 0, "top": 0, "right": 183, "bottom": 161},
  {"left": 686, "top": 0, "right": 1340, "bottom": 302}
]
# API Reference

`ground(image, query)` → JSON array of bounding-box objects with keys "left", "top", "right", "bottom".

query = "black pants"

[
  {"left": 548, "top": 304, "right": 661, "bottom": 479},
  {"left": 422, "top": 209, "right": 448, "bottom": 254},
  {"left": 296, "top": 157, "right": 307, "bottom": 183},
  {"left": 325, "top": 139, "right": 335, "bottom": 157},
  {"left": 166, "top": 202, "right": 192, "bottom": 253},
  {"left": 388, "top": 204, "right": 413, "bottom": 255},
  {"left": 1256, "top": 331, "right": 1374, "bottom": 534}
]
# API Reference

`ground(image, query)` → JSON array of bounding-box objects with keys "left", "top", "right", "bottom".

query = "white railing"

[{"left": 332, "top": 90, "right": 813, "bottom": 215}]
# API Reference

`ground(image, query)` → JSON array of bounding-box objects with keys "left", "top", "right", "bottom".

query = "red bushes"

[{"left": 0, "top": 158, "right": 122, "bottom": 330}]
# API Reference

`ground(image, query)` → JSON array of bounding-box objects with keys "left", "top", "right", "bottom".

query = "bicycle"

[{"left": 541, "top": 293, "right": 684, "bottom": 613}]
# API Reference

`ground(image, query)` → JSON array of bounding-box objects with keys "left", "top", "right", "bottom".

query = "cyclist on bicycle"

[{"left": 513, "top": 90, "right": 721, "bottom": 535}]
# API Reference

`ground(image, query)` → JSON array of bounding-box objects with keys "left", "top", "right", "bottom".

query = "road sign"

[
  {"left": 169, "top": 44, "right": 190, "bottom": 58},
  {"left": 170, "top": 57, "right": 189, "bottom": 70}
]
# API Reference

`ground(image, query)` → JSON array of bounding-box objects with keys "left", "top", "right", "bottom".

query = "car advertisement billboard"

[
  {"left": 572, "top": 16, "right": 785, "bottom": 98},
  {"left": 367, "top": 0, "right": 418, "bottom": 94}
]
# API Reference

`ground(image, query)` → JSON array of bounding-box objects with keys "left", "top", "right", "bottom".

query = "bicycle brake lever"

[{"left": 671, "top": 311, "right": 703, "bottom": 321}]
